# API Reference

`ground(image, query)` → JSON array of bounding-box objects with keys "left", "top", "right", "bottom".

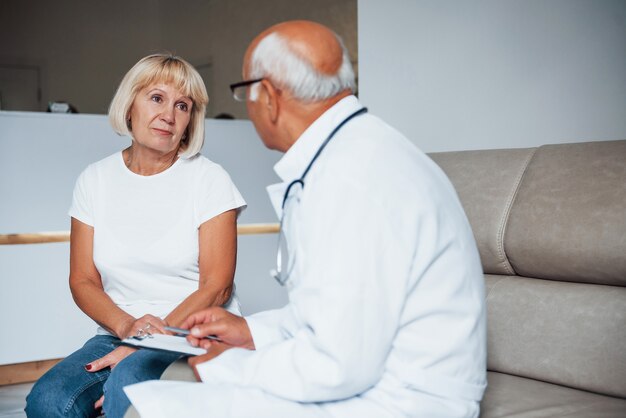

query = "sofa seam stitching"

[
  {"left": 484, "top": 275, "right": 508, "bottom": 303},
  {"left": 497, "top": 148, "right": 538, "bottom": 275}
]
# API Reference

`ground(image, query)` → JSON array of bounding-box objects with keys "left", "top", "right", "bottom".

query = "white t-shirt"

[{"left": 69, "top": 152, "right": 246, "bottom": 334}]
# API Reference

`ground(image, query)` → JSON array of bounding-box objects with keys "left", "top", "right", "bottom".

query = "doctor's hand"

[
  {"left": 182, "top": 307, "right": 255, "bottom": 351},
  {"left": 187, "top": 341, "right": 233, "bottom": 381}
]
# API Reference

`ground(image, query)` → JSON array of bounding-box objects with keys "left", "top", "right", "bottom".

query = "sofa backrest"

[{"left": 430, "top": 140, "right": 626, "bottom": 398}]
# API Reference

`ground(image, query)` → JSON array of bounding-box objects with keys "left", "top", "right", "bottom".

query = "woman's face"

[{"left": 128, "top": 83, "right": 193, "bottom": 154}]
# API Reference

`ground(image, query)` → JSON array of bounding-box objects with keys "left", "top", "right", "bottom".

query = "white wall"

[
  {"left": 0, "top": 112, "right": 286, "bottom": 364},
  {"left": 358, "top": 0, "right": 626, "bottom": 152}
]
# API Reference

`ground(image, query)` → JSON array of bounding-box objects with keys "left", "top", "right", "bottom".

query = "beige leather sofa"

[{"left": 430, "top": 140, "right": 626, "bottom": 417}]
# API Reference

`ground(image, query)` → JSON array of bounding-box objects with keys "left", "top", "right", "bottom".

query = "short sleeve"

[
  {"left": 68, "top": 168, "right": 94, "bottom": 226},
  {"left": 195, "top": 164, "right": 246, "bottom": 228}
]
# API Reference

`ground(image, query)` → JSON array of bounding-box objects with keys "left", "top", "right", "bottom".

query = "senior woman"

[{"left": 25, "top": 54, "right": 246, "bottom": 418}]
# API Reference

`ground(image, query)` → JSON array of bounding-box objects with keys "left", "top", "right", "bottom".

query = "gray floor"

[{"left": 0, "top": 383, "right": 30, "bottom": 418}]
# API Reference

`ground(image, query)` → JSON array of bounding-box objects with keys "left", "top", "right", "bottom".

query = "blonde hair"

[{"left": 108, "top": 54, "right": 209, "bottom": 158}]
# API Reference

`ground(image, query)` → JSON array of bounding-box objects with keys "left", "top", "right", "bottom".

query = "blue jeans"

[{"left": 25, "top": 335, "right": 181, "bottom": 418}]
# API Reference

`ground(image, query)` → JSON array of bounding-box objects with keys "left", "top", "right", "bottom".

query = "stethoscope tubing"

[{"left": 280, "top": 107, "right": 368, "bottom": 209}]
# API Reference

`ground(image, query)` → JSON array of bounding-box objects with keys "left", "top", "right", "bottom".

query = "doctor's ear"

[{"left": 260, "top": 79, "right": 280, "bottom": 123}]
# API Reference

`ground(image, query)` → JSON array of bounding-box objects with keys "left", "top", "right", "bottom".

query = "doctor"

[{"left": 125, "top": 20, "right": 487, "bottom": 418}]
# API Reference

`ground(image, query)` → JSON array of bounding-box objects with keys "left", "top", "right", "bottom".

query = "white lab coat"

[{"left": 125, "top": 96, "right": 487, "bottom": 418}]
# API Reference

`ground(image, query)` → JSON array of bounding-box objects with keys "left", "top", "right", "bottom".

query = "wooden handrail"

[
  {"left": 0, "top": 359, "right": 63, "bottom": 386},
  {"left": 237, "top": 223, "right": 280, "bottom": 235},
  {"left": 0, "top": 223, "right": 280, "bottom": 245}
]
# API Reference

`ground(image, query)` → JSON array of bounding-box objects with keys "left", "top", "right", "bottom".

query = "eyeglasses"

[
  {"left": 270, "top": 179, "right": 303, "bottom": 286},
  {"left": 229, "top": 78, "right": 264, "bottom": 102}
]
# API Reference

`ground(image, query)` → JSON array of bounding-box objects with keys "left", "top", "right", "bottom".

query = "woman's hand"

[
  {"left": 85, "top": 345, "right": 136, "bottom": 373},
  {"left": 118, "top": 314, "right": 168, "bottom": 339},
  {"left": 85, "top": 345, "right": 138, "bottom": 413}
]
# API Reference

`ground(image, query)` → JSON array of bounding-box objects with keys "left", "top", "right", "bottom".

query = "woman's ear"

[{"left": 260, "top": 79, "right": 279, "bottom": 123}]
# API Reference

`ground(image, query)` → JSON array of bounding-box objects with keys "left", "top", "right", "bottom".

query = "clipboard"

[{"left": 122, "top": 333, "right": 207, "bottom": 356}]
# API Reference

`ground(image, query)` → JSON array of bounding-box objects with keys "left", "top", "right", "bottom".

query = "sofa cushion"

[
  {"left": 430, "top": 148, "right": 536, "bottom": 275},
  {"left": 504, "top": 140, "right": 626, "bottom": 286},
  {"left": 485, "top": 274, "right": 626, "bottom": 398},
  {"left": 480, "top": 371, "right": 626, "bottom": 418}
]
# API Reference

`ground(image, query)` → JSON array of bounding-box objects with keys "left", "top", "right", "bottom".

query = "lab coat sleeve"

[
  {"left": 196, "top": 176, "right": 413, "bottom": 402},
  {"left": 245, "top": 305, "right": 298, "bottom": 349}
]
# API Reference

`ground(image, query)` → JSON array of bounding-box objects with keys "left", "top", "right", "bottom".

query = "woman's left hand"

[
  {"left": 85, "top": 345, "right": 137, "bottom": 412},
  {"left": 85, "top": 345, "right": 137, "bottom": 373}
]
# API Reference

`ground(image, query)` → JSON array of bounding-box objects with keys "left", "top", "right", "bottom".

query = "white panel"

[
  {"left": 0, "top": 112, "right": 286, "bottom": 364},
  {"left": 358, "top": 0, "right": 626, "bottom": 152}
]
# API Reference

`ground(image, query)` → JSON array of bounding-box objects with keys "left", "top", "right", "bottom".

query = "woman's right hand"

[{"left": 118, "top": 314, "right": 167, "bottom": 339}]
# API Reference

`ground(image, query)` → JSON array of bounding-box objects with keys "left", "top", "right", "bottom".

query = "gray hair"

[{"left": 248, "top": 32, "right": 356, "bottom": 102}]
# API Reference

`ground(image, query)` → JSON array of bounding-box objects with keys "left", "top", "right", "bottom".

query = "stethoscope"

[
  {"left": 280, "top": 107, "right": 368, "bottom": 209},
  {"left": 271, "top": 106, "right": 368, "bottom": 286}
]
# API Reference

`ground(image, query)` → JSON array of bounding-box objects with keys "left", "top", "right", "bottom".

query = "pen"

[{"left": 164, "top": 326, "right": 221, "bottom": 342}]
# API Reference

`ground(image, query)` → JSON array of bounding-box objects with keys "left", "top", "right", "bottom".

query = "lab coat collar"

[
  {"left": 267, "top": 95, "right": 363, "bottom": 219},
  {"left": 273, "top": 95, "right": 363, "bottom": 182}
]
